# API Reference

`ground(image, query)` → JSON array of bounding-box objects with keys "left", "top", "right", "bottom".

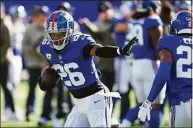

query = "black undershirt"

[{"left": 83, "top": 43, "right": 120, "bottom": 59}]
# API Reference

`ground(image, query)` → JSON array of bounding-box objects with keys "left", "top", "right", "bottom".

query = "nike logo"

[{"left": 94, "top": 100, "right": 100, "bottom": 103}]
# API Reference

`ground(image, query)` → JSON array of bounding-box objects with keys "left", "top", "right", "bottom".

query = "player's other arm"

[
  {"left": 147, "top": 49, "right": 173, "bottom": 102},
  {"left": 149, "top": 26, "right": 163, "bottom": 60},
  {"left": 114, "top": 23, "right": 128, "bottom": 32},
  {"left": 138, "top": 48, "right": 173, "bottom": 122},
  {"left": 83, "top": 37, "right": 138, "bottom": 58}
]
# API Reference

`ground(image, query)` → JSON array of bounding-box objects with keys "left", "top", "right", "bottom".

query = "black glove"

[{"left": 119, "top": 36, "right": 138, "bottom": 56}]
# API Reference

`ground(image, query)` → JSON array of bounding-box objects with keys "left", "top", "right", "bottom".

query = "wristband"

[{"left": 117, "top": 48, "right": 121, "bottom": 55}]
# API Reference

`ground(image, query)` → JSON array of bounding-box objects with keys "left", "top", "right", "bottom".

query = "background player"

[
  {"left": 111, "top": 1, "right": 135, "bottom": 122},
  {"left": 138, "top": 10, "right": 192, "bottom": 127},
  {"left": 38, "top": 10, "right": 138, "bottom": 127},
  {"left": 116, "top": 1, "right": 166, "bottom": 127}
]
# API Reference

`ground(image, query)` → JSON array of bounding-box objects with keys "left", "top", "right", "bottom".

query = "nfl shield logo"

[{"left": 46, "top": 54, "right": 52, "bottom": 60}]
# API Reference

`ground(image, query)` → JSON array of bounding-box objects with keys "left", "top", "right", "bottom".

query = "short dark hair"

[
  {"left": 55, "top": 2, "right": 75, "bottom": 12},
  {"left": 31, "top": 6, "right": 48, "bottom": 16},
  {"left": 98, "top": 1, "right": 112, "bottom": 13}
]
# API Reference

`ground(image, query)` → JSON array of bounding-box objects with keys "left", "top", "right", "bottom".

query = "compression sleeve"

[
  {"left": 147, "top": 62, "right": 172, "bottom": 102},
  {"left": 83, "top": 43, "right": 121, "bottom": 59}
]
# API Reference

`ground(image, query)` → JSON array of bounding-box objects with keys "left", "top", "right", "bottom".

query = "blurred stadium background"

[{"left": 0, "top": 0, "right": 191, "bottom": 127}]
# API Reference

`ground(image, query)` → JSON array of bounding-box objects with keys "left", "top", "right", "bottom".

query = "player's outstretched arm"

[
  {"left": 138, "top": 49, "right": 173, "bottom": 122},
  {"left": 83, "top": 37, "right": 138, "bottom": 58}
]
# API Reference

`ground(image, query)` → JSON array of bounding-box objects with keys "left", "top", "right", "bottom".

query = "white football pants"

[
  {"left": 64, "top": 86, "right": 113, "bottom": 127},
  {"left": 8, "top": 55, "right": 22, "bottom": 86},
  {"left": 114, "top": 58, "right": 132, "bottom": 93},
  {"left": 170, "top": 99, "right": 192, "bottom": 127},
  {"left": 131, "top": 59, "right": 166, "bottom": 104}
]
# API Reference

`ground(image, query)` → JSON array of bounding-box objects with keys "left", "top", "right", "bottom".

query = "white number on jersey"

[
  {"left": 53, "top": 62, "right": 86, "bottom": 86},
  {"left": 176, "top": 45, "right": 192, "bottom": 78},
  {"left": 126, "top": 24, "right": 144, "bottom": 45}
]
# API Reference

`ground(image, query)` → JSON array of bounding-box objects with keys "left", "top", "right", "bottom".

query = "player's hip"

[
  {"left": 132, "top": 59, "right": 158, "bottom": 79},
  {"left": 69, "top": 80, "right": 104, "bottom": 99},
  {"left": 72, "top": 87, "right": 111, "bottom": 111}
]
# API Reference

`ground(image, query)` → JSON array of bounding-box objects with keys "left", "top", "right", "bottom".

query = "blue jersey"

[
  {"left": 111, "top": 17, "right": 127, "bottom": 59},
  {"left": 40, "top": 33, "right": 100, "bottom": 91},
  {"left": 157, "top": 35, "right": 192, "bottom": 105},
  {"left": 127, "top": 15, "right": 163, "bottom": 60},
  {"left": 112, "top": 18, "right": 127, "bottom": 47}
]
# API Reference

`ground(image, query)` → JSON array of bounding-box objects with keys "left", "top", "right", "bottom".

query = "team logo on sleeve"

[{"left": 46, "top": 53, "right": 52, "bottom": 60}]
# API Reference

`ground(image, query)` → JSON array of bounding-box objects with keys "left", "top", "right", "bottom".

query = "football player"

[
  {"left": 116, "top": 1, "right": 166, "bottom": 127},
  {"left": 39, "top": 10, "right": 138, "bottom": 127},
  {"left": 138, "top": 10, "right": 192, "bottom": 127},
  {"left": 111, "top": 1, "right": 135, "bottom": 121}
]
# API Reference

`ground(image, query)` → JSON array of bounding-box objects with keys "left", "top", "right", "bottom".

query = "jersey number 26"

[{"left": 53, "top": 62, "right": 86, "bottom": 86}]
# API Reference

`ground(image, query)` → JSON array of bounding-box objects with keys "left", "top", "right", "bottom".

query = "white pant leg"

[
  {"left": 170, "top": 99, "right": 192, "bottom": 127},
  {"left": 132, "top": 59, "right": 166, "bottom": 104},
  {"left": 8, "top": 55, "right": 22, "bottom": 86},
  {"left": 131, "top": 59, "right": 146, "bottom": 103},
  {"left": 65, "top": 87, "right": 113, "bottom": 127},
  {"left": 87, "top": 87, "right": 113, "bottom": 127},
  {"left": 142, "top": 60, "right": 166, "bottom": 104},
  {"left": 64, "top": 111, "right": 90, "bottom": 127},
  {"left": 64, "top": 95, "right": 91, "bottom": 127},
  {"left": 114, "top": 58, "right": 132, "bottom": 93}
]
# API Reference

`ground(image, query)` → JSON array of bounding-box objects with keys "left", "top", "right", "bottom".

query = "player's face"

[
  {"left": 34, "top": 13, "right": 47, "bottom": 28},
  {"left": 49, "top": 32, "right": 66, "bottom": 46}
]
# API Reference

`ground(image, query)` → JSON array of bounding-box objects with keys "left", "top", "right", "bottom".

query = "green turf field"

[{"left": 1, "top": 80, "right": 169, "bottom": 127}]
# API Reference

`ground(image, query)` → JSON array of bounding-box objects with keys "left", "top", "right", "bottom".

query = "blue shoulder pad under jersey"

[
  {"left": 146, "top": 15, "right": 163, "bottom": 28},
  {"left": 111, "top": 17, "right": 127, "bottom": 59},
  {"left": 157, "top": 35, "right": 174, "bottom": 53}
]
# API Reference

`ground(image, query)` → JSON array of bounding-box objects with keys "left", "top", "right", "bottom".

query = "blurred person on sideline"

[
  {"left": 79, "top": 1, "right": 116, "bottom": 92},
  {"left": 160, "top": 0, "right": 191, "bottom": 35},
  {"left": 56, "top": 2, "right": 80, "bottom": 32},
  {"left": 0, "top": 2, "right": 19, "bottom": 121},
  {"left": 8, "top": 5, "right": 26, "bottom": 98},
  {"left": 22, "top": 6, "right": 49, "bottom": 121},
  {"left": 37, "top": 2, "right": 79, "bottom": 127}
]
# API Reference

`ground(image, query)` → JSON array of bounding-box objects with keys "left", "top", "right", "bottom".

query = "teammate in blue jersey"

[
  {"left": 38, "top": 10, "right": 137, "bottom": 127},
  {"left": 117, "top": 1, "right": 166, "bottom": 127},
  {"left": 111, "top": 16, "right": 132, "bottom": 121},
  {"left": 138, "top": 10, "right": 192, "bottom": 127}
]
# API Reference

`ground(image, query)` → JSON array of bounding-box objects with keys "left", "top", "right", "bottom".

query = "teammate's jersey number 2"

[
  {"left": 53, "top": 62, "right": 86, "bottom": 86},
  {"left": 176, "top": 42, "right": 192, "bottom": 78}
]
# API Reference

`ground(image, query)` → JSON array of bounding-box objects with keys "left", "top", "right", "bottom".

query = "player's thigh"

[
  {"left": 87, "top": 89, "right": 113, "bottom": 127},
  {"left": 143, "top": 60, "right": 166, "bottom": 104},
  {"left": 115, "top": 59, "right": 132, "bottom": 93},
  {"left": 131, "top": 62, "right": 145, "bottom": 103},
  {"left": 185, "top": 99, "right": 192, "bottom": 120},
  {"left": 64, "top": 112, "right": 90, "bottom": 127},
  {"left": 142, "top": 60, "right": 156, "bottom": 95}
]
